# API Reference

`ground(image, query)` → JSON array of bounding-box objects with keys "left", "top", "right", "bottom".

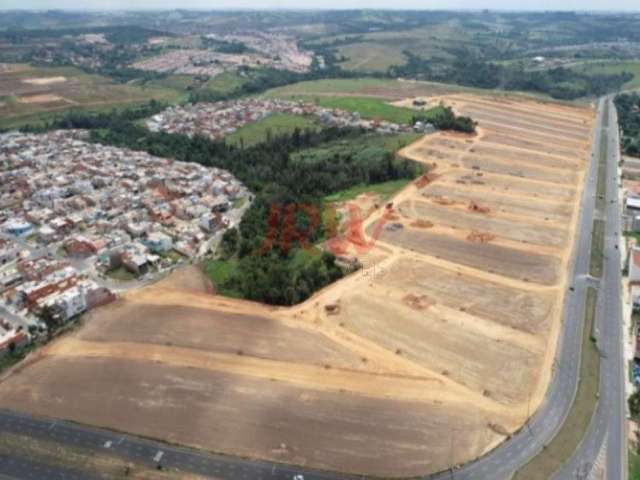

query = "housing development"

[{"left": 0, "top": 130, "right": 247, "bottom": 353}]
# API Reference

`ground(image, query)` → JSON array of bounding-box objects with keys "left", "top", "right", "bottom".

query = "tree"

[{"left": 629, "top": 390, "right": 640, "bottom": 418}]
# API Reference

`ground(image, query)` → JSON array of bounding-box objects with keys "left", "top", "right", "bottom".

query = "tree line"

[
  {"left": 389, "top": 49, "right": 632, "bottom": 100},
  {"left": 615, "top": 93, "right": 640, "bottom": 158}
]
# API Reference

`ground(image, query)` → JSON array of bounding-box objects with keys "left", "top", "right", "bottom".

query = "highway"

[
  {"left": 554, "top": 97, "right": 627, "bottom": 480},
  {"left": 0, "top": 99, "right": 626, "bottom": 480}
]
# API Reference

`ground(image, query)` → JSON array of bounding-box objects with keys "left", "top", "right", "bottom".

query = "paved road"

[
  {"left": 552, "top": 97, "right": 627, "bottom": 480},
  {"left": 0, "top": 409, "right": 350, "bottom": 480},
  {"left": 0, "top": 101, "right": 623, "bottom": 480}
]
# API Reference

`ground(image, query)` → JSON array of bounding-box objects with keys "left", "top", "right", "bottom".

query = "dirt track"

[{"left": 0, "top": 94, "right": 595, "bottom": 477}]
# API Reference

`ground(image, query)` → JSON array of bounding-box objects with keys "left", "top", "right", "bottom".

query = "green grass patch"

[
  {"left": 514, "top": 287, "right": 600, "bottom": 480},
  {"left": 0, "top": 342, "right": 36, "bottom": 374},
  {"left": 631, "top": 450, "right": 640, "bottom": 479},
  {"left": 202, "top": 258, "right": 242, "bottom": 298},
  {"left": 204, "top": 71, "right": 248, "bottom": 96},
  {"left": 291, "top": 131, "right": 421, "bottom": 166},
  {"left": 226, "top": 112, "right": 319, "bottom": 148},
  {"left": 225, "top": 112, "right": 318, "bottom": 147},
  {"left": 324, "top": 179, "right": 412, "bottom": 203},
  {"left": 159, "top": 249, "right": 185, "bottom": 264},
  {"left": 106, "top": 266, "right": 137, "bottom": 281},
  {"left": 590, "top": 219, "right": 605, "bottom": 278},
  {"left": 596, "top": 129, "right": 608, "bottom": 213},
  {"left": 624, "top": 231, "right": 640, "bottom": 244}
]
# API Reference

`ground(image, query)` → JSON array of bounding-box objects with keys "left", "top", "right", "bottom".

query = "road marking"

[{"left": 154, "top": 450, "right": 164, "bottom": 463}]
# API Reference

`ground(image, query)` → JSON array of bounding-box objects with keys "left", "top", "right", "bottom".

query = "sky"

[{"left": 0, "top": 0, "right": 638, "bottom": 12}]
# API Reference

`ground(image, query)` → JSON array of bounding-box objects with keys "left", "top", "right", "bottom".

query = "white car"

[{"left": 293, "top": 476, "right": 305, "bottom": 480}]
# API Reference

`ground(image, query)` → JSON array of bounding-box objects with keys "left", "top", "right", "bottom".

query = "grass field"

[
  {"left": 513, "top": 287, "right": 600, "bottom": 480},
  {"left": 572, "top": 61, "right": 640, "bottom": 91},
  {"left": 631, "top": 451, "right": 640, "bottom": 480},
  {"left": 324, "top": 179, "right": 412, "bottom": 203},
  {"left": 291, "top": 131, "right": 422, "bottom": 165},
  {"left": 264, "top": 77, "right": 463, "bottom": 100},
  {"left": 0, "top": 65, "right": 184, "bottom": 129},
  {"left": 204, "top": 71, "right": 248, "bottom": 96},
  {"left": 106, "top": 266, "right": 136, "bottom": 282},
  {"left": 202, "top": 258, "right": 242, "bottom": 297},
  {"left": 338, "top": 43, "right": 408, "bottom": 72},
  {"left": 596, "top": 131, "right": 608, "bottom": 212},
  {"left": 203, "top": 258, "right": 237, "bottom": 285},
  {"left": 225, "top": 112, "right": 319, "bottom": 147}
]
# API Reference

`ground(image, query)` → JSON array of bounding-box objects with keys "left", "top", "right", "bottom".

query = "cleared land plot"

[
  {"left": 78, "top": 299, "right": 363, "bottom": 368},
  {"left": 0, "top": 95, "right": 595, "bottom": 478},
  {"left": 0, "top": 65, "right": 183, "bottom": 128},
  {"left": 398, "top": 199, "right": 569, "bottom": 248},
  {"left": 422, "top": 143, "right": 579, "bottom": 184},
  {"left": 335, "top": 291, "right": 541, "bottom": 405},
  {"left": 369, "top": 256, "right": 556, "bottom": 334},
  {"left": 421, "top": 185, "right": 573, "bottom": 223},
  {"left": 435, "top": 168, "right": 577, "bottom": 203},
  {"left": 470, "top": 143, "right": 583, "bottom": 169},
  {"left": 375, "top": 225, "right": 560, "bottom": 284}
]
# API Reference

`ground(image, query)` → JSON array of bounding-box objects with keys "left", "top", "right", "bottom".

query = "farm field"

[
  {"left": 0, "top": 64, "right": 184, "bottom": 128},
  {"left": 265, "top": 77, "right": 465, "bottom": 100},
  {"left": 337, "top": 42, "right": 408, "bottom": 72},
  {"left": 0, "top": 93, "right": 595, "bottom": 477}
]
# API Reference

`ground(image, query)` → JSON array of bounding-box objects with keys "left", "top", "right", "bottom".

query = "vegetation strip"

[
  {"left": 590, "top": 220, "right": 606, "bottom": 278},
  {"left": 513, "top": 288, "right": 600, "bottom": 480}
]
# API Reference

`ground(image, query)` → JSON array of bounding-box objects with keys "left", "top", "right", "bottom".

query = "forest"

[{"left": 615, "top": 93, "right": 640, "bottom": 158}]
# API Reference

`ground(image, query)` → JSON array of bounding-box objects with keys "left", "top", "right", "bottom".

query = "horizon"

[{"left": 1, "top": 3, "right": 639, "bottom": 13}]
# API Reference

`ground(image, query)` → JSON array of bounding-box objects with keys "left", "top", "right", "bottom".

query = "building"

[
  {"left": 629, "top": 246, "right": 640, "bottom": 285},
  {"left": 3, "top": 218, "right": 33, "bottom": 237},
  {"left": 145, "top": 232, "right": 173, "bottom": 254}
]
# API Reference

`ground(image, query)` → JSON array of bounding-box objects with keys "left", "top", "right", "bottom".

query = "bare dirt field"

[
  {"left": 18, "top": 93, "right": 70, "bottom": 104},
  {"left": 0, "top": 94, "right": 595, "bottom": 477},
  {"left": 21, "top": 76, "right": 67, "bottom": 86}
]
